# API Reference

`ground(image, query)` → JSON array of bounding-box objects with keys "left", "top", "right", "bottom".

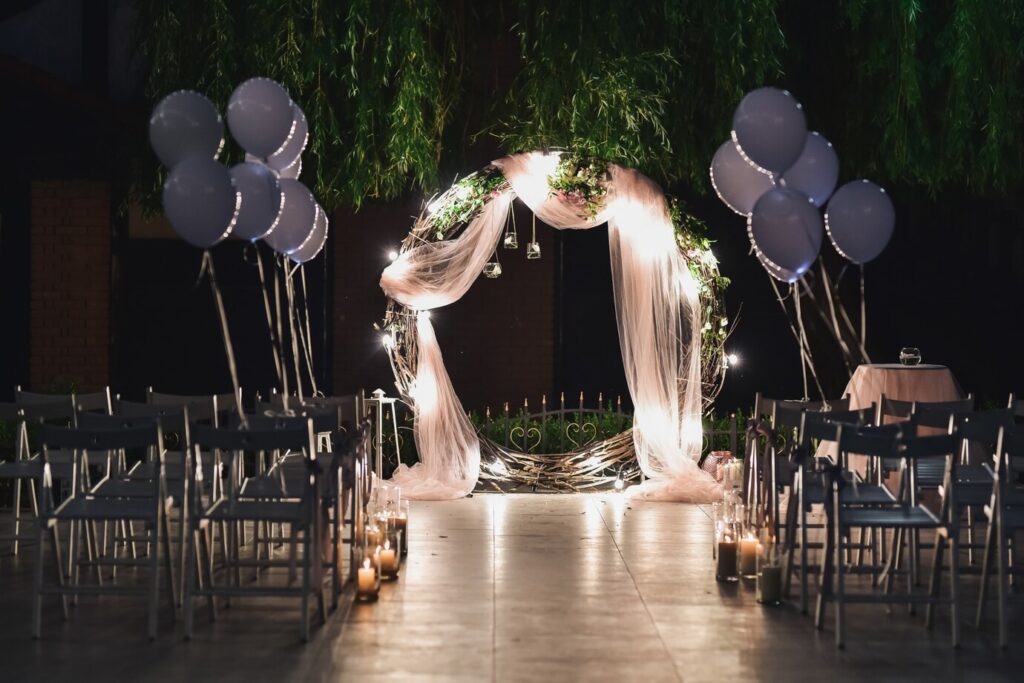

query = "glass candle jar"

[
  {"left": 756, "top": 540, "right": 782, "bottom": 605},
  {"left": 715, "top": 520, "right": 740, "bottom": 582},
  {"left": 355, "top": 545, "right": 382, "bottom": 602}
]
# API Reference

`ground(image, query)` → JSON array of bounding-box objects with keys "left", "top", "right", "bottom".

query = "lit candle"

[
  {"left": 380, "top": 540, "right": 398, "bottom": 578},
  {"left": 740, "top": 535, "right": 759, "bottom": 577},
  {"left": 716, "top": 534, "right": 738, "bottom": 582},
  {"left": 356, "top": 558, "right": 378, "bottom": 600}
]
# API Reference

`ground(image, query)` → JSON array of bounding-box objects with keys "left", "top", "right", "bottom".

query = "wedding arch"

[{"left": 379, "top": 150, "right": 729, "bottom": 502}]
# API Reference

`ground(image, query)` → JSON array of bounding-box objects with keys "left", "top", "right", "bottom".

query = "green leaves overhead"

[{"left": 133, "top": 0, "right": 1024, "bottom": 210}]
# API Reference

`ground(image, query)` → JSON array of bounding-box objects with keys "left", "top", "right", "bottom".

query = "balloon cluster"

[
  {"left": 710, "top": 87, "right": 894, "bottom": 282},
  {"left": 149, "top": 78, "right": 328, "bottom": 264}
]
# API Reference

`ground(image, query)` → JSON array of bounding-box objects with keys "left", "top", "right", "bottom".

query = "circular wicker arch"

[{"left": 380, "top": 153, "right": 729, "bottom": 492}]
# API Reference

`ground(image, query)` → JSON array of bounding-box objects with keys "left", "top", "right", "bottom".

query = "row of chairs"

[
  {"left": 0, "top": 387, "right": 374, "bottom": 641},
  {"left": 744, "top": 391, "right": 1024, "bottom": 647}
]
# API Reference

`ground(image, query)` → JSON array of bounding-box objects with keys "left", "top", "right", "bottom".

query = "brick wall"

[
  {"left": 29, "top": 180, "right": 111, "bottom": 391},
  {"left": 332, "top": 200, "right": 557, "bottom": 412}
]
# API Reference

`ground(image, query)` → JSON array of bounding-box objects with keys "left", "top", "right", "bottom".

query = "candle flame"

[
  {"left": 384, "top": 540, "right": 391, "bottom": 551},
  {"left": 363, "top": 558, "right": 371, "bottom": 569}
]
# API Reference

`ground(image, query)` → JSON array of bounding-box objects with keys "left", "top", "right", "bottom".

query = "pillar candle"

[
  {"left": 356, "top": 558, "right": 377, "bottom": 598},
  {"left": 740, "top": 536, "right": 759, "bottom": 577},
  {"left": 380, "top": 541, "right": 398, "bottom": 577},
  {"left": 716, "top": 537, "right": 738, "bottom": 581},
  {"left": 757, "top": 565, "right": 782, "bottom": 605}
]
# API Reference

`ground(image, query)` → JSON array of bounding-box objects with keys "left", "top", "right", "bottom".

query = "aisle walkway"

[
  {"left": 2, "top": 493, "right": 1021, "bottom": 681},
  {"left": 317, "top": 493, "right": 1019, "bottom": 681}
]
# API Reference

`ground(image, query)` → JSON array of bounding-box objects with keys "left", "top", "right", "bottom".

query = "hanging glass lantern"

[
  {"left": 483, "top": 261, "right": 502, "bottom": 278},
  {"left": 526, "top": 241, "right": 541, "bottom": 259},
  {"left": 503, "top": 232, "right": 519, "bottom": 249}
]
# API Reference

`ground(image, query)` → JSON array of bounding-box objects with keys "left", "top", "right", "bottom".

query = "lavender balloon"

[
  {"left": 230, "top": 162, "right": 282, "bottom": 241},
  {"left": 747, "top": 186, "right": 823, "bottom": 278},
  {"left": 268, "top": 105, "right": 308, "bottom": 172},
  {"left": 732, "top": 87, "right": 807, "bottom": 174},
  {"left": 264, "top": 178, "right": 317, "bottom": 254},
  {"left": 149, "top": 90, "right": 224, "bottom": 167},
  {"left": 780, "top": 132, "right": 839, "bottom": 207},
  {"left": 825, "top": 180, "right": 895, "bottom": 264},
  {"left": 753, "top": 240, "right": 801, "bottom": 283},
  {"left": 162, "top": 157, "right": 238, "bottom": 248},
  {"left": 290, "top": 205, "right": 328, "bottom": 264},
  {"left": 227, "top": 78, "right": 294, "bottom": 159},
  {"left": 710, "top": 140, "right": 775, "bottom": 216}
]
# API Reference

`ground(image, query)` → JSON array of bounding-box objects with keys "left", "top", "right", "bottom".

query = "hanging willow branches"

[{"left": 131, "top": 0, "right": 1024, "bottom": 211}]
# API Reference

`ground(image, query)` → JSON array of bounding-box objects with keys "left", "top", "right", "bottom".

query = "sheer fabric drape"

[{"left": 381, "top": 151, "right": 721, "bottom": 502}]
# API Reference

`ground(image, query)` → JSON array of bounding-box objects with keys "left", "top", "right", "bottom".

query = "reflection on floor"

[{"left": 1, "top": 493, "right": 1022, "bottom": 681}]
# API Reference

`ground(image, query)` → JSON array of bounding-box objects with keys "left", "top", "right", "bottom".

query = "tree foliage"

[{"left": 132, "top": 0, "right": 1024, "bottom": 210}]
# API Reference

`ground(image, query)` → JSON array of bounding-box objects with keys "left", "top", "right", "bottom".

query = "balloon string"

[
  {"left": 255, "top": 246, "right": 284, "bottom": 386},
  {"left": 272, "top": 256, "right": 291, "bottom": 413},
  {"left": 283, "top": 259, "right": 305, "bottom": 402},
  {"left": 814, "top": 263, "right": 855, "bottom": 374},
  {"left": 768, "top": 276, "right": 809, "bottom": 397},
  {"left": 297, "top": 266, "right": 320, "bottom": 396},
  {"left": 859, "top": 265, "right": 867, "bottom": 350},
  {"left": 199, "top": 250, "right": 246, "bottom": 426},
  {"left": 792, "top": 281, "right": 825, "bottom": 400}
]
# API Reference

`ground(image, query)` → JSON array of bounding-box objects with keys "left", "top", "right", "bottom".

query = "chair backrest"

[
  {"left": 754, "top": 392, "right": 850, "bottom": 421},
  {"left": 877, "top": 394, "right": 914, "bottom": 424},
  {"left": 147, "top": 387, "right": 234, "bottom": 427},
  {"left": 74, "top": 388, "right": 114, "bottom": 414},
  {"left": 38, "top": 421, "right": 163, "bottom": 452},
  {"left": 75, "top": 412, "right": 161, "bottom": 431},
  {"left": 995, "top": 427, "right": 1024, "bottom": 488},
  {"left": 1008, "top": 393, "right": 1024, "bottom": 419},
  {"left": 190, "top": 420, "right": 315, "bottom": 454},
  {"left": 116, "top": 399, "right": 199, "bottom": 430},
  {"left": 952, "top": 409, "right": 1013, "bottom": 450},
  {"left": 244, "top": 406, "right": 340, "bottom": 435},
  {"left": 911, "top": 396, "right": 975, "bottom": 429}
]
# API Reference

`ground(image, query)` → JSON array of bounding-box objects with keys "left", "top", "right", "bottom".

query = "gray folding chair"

[
  {"left": 0, "top": 398, "right": 80, "bottom": 555},
  {"left": 31, "top": 420, "right": 170, "bottom": 639},
  {"left": 821, "top": 427, "right": 962, "bottom": 648},
  {"left": 976, "top": 427, "right": 1024, "bottom": 646},
  {"left": 183, "top": 418, "right": 324, "bottom": 641}
]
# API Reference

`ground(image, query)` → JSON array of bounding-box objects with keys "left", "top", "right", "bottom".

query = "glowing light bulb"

[
  {"left": 488, "top": 460, "right": 509, "bottom": 477},
  {"left": 388, "top": 250, "right": 399, "bottom": 261},
  {"left": 613, "top": 475, "right": 625, "bottom": 491},
  {"left": 727, "top": 353, "right": 739, "bottom": 367},
  {"left": 382, "top": 333, "right": 395, "bottom": 350}
]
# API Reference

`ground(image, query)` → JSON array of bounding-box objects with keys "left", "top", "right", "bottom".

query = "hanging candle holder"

[
  {"left": 526, "top": 212, "right": 541, "bottom": 259},
  {"left": 503, "top": 204, "right": 518, "bottom": 249},
  {"left": 482, "top": 254, "right": 502, "bottom": 278}
]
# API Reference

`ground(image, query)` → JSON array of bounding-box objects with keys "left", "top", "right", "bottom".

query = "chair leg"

[
  {"left": 835, "top": 526, "right": 846, "bottom": 648},
  {"left": 12, "top": 477, "right": 23, "bottom": 556},
  {"left": 815, "top": 519, "right": 833, "bottom": 630},
  {"left": 300, "top": 528, "right": 311, "bottom": 643},
  {"left": 147, "top": 520, "right": 160, "bottom": 641},
  {"left": 31, "top": 521, "right": 46, "bottom": 639},
  {"left": 800, "top": 502, "right": 809, "bottom": 615},
  {"left": 997, "top": 525, "right": 1008, "bottom": 648},
  {"left": 976, "top": 514, "right": 996, "bottom": 628},
  {"left": 161, "top": 506, "right": 177, "bottom": 618},
  {"left": 950, "top": 533, "right": 961, "bottom": 648},
  {"left": 183, "top": 527, "right": 197, "bottom": 641},
  {"left": 926, "top": 532, "right": 945, "bottom": 629},
  {"left": 50, "top": 523, "right": 69, "bottom": 620},
  {"left": 200, "top": 527, "right": 218, "bottom": 621}
]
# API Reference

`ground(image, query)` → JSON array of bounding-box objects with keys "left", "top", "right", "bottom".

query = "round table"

[
  {"left": 840, "top": 363, "right": 963, "bottom": 412},
  {"left": 815, "top": 363, "right": 964, "bottom": 462}
]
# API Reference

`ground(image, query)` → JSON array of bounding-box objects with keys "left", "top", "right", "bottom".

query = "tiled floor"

[{"left": 2, "top": 493, "right": 1023, "bottom": 681}]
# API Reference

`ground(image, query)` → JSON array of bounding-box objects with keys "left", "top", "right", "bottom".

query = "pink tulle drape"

[{"left": 381, "top": 151, "right": 721, "bottom": 502}]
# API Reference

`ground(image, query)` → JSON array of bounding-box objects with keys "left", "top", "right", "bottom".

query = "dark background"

[{"left": 2, "top": 0, "right": 1022, "bottom": 413}]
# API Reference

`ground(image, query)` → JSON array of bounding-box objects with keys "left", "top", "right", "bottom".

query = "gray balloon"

[
  {"left": 226, "top": 78, "right": 294, "bottom": 159},
  {"left": 162, "top": 157, "right": 238, "bottom": 248},
  {"left": 747, "top": 186, "right": 823, "bottom": 278},
  {"left": 710, "top": 140, "right": 775, "bottom": 216},
  {"left": 149, "top": 90, "right": 224, "bottom": 167},
  {"left": 278, "top": 157, "right": 302, "bottom": 180},
  {"left": 264, "top": 178, "right": 317, "bottom": 254},
  {"left": 290, "top": 205, "right": 328, "bottom": 264},
  {"left": 230, "top": 162, "right": 282, "bottom": 241},
  {"left": 825, "top": 180, "right": 895, "bottom": 264},
  {"left": 752, "top": 238, "right": 801, "bottom": 283},
  {"left": 268, "top": 105, "right": 308, "bottom": 171},
  {"left": 732, "top": 87, "right": 807, "bottom": 174},
  {"left": 780, "top": 131, "right": 839, "bottom": 207}
]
